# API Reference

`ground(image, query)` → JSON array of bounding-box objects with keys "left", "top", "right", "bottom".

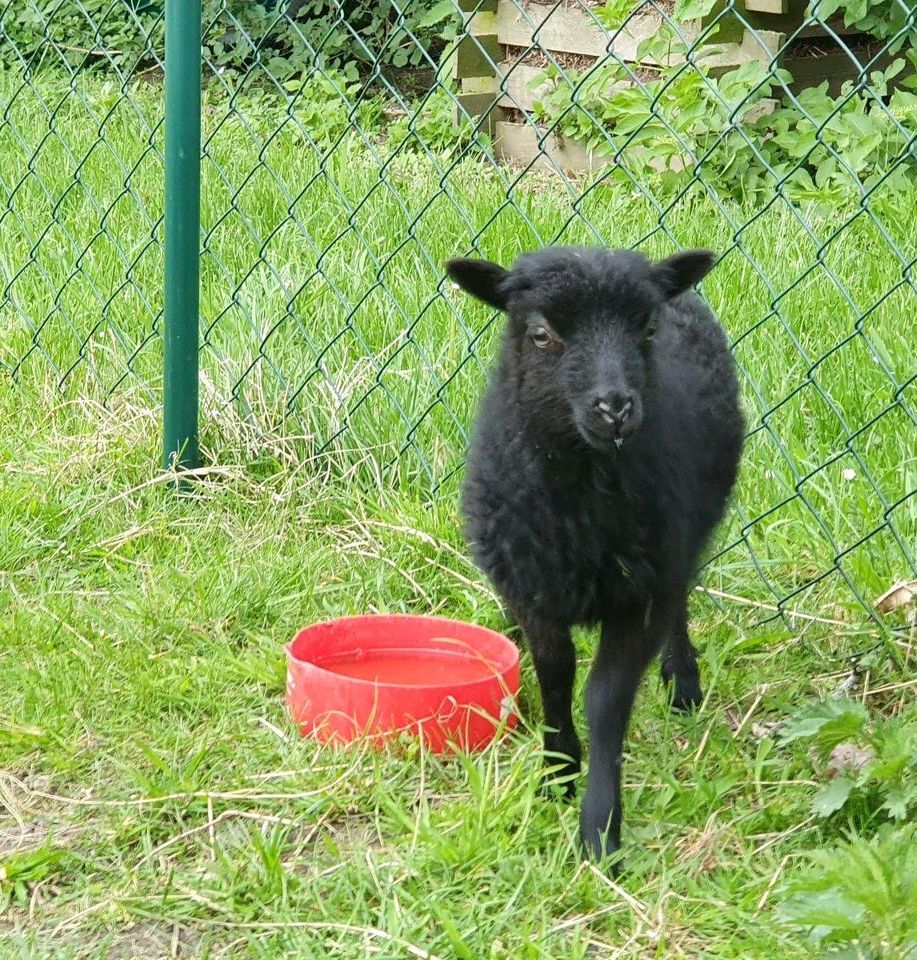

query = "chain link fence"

[{"left": 1, "top": 0, "right": 914, "bottom": 646}]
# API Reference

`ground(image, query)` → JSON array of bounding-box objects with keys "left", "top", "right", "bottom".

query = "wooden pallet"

[{"left": 452, "top": 0, "right": 895, "bottom": 171}]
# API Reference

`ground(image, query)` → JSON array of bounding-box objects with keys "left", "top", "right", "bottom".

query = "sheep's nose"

[{"left": 593, "top": 392, "right": 633, "bottom": 424}]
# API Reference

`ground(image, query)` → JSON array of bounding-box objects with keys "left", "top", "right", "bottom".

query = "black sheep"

[{"left": 447, "top": 246, "right": 744, "bottom": 867}]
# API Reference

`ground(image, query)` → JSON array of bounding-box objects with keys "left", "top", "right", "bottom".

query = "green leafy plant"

[
  {"left": 0, "top": 0, "right": 459, "bottom": 83},
  {"left": 389, "top": 85, "right": 482, "bottom": 154},
  {"left": 0, "top": 841, "right": 78, "bottom": 913},
  {"left": 1, "top": 0, "right": 164, "bottom": 72},
  {"left": 808, "top": 0, "right": 917, "bottom": 51},
  {"left": 284, "top": 67, "right": 386, "bottom": 145},
  {"left": 777, "top": 823, "right": 917, "bottom": 959},
  {"left": 673, "top": 0, "right": 720, "bottom": 19},
  {"left": 594, "top": 0, "right": 642, "bottom": 30},
  {"left": 779, "top": 699, "right": 916, "bottom": 824},
  {"left": 201, "top": 63, "right": 386, "bottom": 149},
  {"left": 595, "top": 0, "right": 720, "bottom": 29},
  {"left": 529, "top": 40, "right": 917, "bottom": 203},
  {"left": 531, "top": 47, "right": 783, "bottom": 194},
  {"left": 778, "top": 698, "right": 869, "bottom": 751}
]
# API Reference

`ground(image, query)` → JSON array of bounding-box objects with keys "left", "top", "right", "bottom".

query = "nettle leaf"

[
  {"left": 414, "top": 0, "right": 457, "bottom": 30},
  {"left": 815, "top": 158, "right": 839, "bottom": 188},
  {"left": 846, "top": 134, "right": 883, "bottom": 172},
  {"left": 812, "top": 777, "right": 855, "bottom": 817},
  {"left": 796, "top": 82, "right": 835, "bottom": 120},
  {"left": 843, "top": 0, "right": 869, "bottom": 25},
  {"left": 674, "top": 0, "right": 719, "bottom": 19},
  {"left": 809, "top": 0, "right": 846, "bottom": 20},
  {"left": 778, "top": 889, "right": 866, "bottom": 938},
  {"left": 596, "top": 0, "right": 634, "bottom": 29},
  {"left": 779, "top": 699, "right": 868, "bottom": 753},
  {"left": 869, "top": 716, "right": 916, "bottom": 780},
  {"left": 881, "top": 786, "right": 911, "bottom": 821},
  {"left": 527, "top": 69, "right": 553, "bottom": 92}
]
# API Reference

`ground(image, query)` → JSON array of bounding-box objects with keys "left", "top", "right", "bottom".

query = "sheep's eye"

[
  {"left": 532, "top": 327, "right": 553, "bottom": 349},
  {"left": 643, "top": 323, "right": 658, "bottom": 342}
]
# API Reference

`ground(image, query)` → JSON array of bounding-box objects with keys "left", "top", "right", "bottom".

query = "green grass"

[
  {"left": 1, "top": 69, "right": 913, "bottom": 626},
  {"left": 1, "top": 69, "right": 915, "bottom": 958}
]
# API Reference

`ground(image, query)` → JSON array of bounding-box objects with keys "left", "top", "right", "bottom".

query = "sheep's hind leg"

[
  {"left": 660, "top": 600, "right": 703, "bottom": 712},
  {"left": 519, "top": 614, "right": 582, "bottom": 797}
]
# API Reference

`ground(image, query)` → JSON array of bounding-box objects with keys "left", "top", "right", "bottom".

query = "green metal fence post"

[{"left": 163, "top": 0, "right": 202, "bottom": 471}]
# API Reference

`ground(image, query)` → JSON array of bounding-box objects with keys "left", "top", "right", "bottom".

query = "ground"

[{"left": 1, "top": 388, "right": 913, "bottom": 959}]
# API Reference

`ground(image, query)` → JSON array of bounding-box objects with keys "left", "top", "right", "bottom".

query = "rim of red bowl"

[{"left": 285, "top": 614, "right": 520, "bottom": 690}]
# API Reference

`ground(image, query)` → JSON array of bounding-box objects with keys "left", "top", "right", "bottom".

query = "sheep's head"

[{"left": 446, "top": 246, "right": 717, "bottom": 453}]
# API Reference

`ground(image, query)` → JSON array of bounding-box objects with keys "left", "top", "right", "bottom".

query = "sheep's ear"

[
  {"left": 445, "top": 258, "right": 510, "bottom": 310},
  {"left": 652, "top": 250, "right": 717, "bottom": 298}
]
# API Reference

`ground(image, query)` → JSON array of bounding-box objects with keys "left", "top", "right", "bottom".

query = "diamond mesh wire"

[{"left": 1, "top": 0, "right": 914, "bottom": 645}]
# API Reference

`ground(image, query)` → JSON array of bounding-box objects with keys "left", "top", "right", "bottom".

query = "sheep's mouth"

[{"left": 578, "top": 421, "right": 634, "bottom": 452}]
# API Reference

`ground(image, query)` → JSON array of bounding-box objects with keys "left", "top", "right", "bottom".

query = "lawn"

[{"left": 1, "top": 69, "right": 915, "bottom": 959}]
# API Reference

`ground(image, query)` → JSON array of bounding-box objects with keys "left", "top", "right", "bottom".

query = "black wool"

[{"left": 448, "top": 246, "right": 744, "bottom": 868}]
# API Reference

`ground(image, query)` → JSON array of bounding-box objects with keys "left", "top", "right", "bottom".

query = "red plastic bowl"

[{"left": 286, "top": 614, "right": 520, "bottom": 753}]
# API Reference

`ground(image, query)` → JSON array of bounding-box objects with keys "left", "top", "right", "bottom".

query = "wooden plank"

[
  {"left": 496, "top": 61, "right": 636, "bottom": 114},
  {"left": 464, "top": 8, "right": 496, "bottom": 33},
  {"left": 495, "top": 62, "right": 552, "bottom": 111},
  {"left": 492, "top": 27, "right": 780, "bottom": 114},
  {"left": 454, "top": 4, "right": 502, "bottom": 133},
  {"left": 494, "top": 120, "right": 690, "bottom": 174},
  {"left": 781, "top": 41, "right": 897, "bottom": 95},
  {"left": 461, "top": 75, "right": 499, "bottom": 95},
  {"left": 456, "top": 92, "right": 500, "bottom": 117},
  {"left": 496, "top": 65, "right": 636, "bottom": 113},
  {"left": 455, "top": 32, "right": 501, "bottom": 79},
  {"left": 496, "top": 2, "right": 702, "bottom": 62},
  {"left": 702, "top": 0, "right": 752, "bottom": 44},
  {"left": 476, "top": 0, "right": 884, "bottom": 135},
  {"left": 496, "top": 3, "right": 614, "bottom": 59},
  {"left": 744, "top": 0, "right": 787, "bottom": 13},
  {"left": 740, "top": 0, "right": 806, "bottom": 32},
  {"left": 737, "top": 27, "right": 784, "bottom": 62},
  {"left": 455, "top": 93, "right": 502, "bottom": 137},
  {"left": 497, "top": 64, "right": 790, "bottom": 117},
  {"left": 456, "top": 0, "right": 496, "bottom": 12},
  {"left": 493, "top": 0, "right": 817, "bottom": 68},
  {"left": 739, "top": 0, "right": 857, "bottom": 38},
  {"left": 494, "top": 119, "right": 598, "bottom": 172},
  {"left": 798, "top": 15, "right": 864, "bottom": 39}
]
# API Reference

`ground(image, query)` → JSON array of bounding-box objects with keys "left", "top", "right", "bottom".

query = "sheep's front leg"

[
  {"left": 660, "top": 599, "right": 703, "bottom": 711},
  {"left": 520, "top": 616, "right": 581, "bottom": 795},
  {"left": 581, "top": 614, "right": 659, "bottom": 868}
]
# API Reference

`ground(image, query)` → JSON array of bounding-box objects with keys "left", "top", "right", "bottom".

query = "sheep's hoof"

[
  {"left": 670, "top": 677, "right": 703, "bottom": 712},
  {"left": 661, "top": 659, "right": 703, "bottom": 712},
  {"left": 579, "top": 825, "right": 624, "bottom": 875},
  {"left": 540, "top": 736, "right": 582, "bottom": 800}
]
